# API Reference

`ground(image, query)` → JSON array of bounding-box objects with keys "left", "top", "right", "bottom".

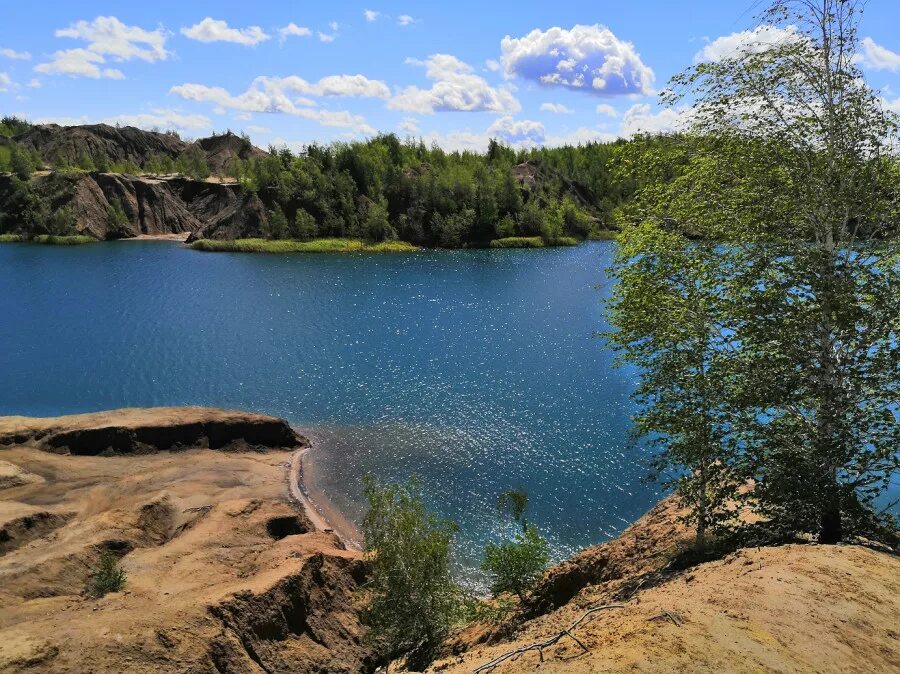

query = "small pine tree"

[
  {"left": 267, "top": 206, "right": 288, "bottom": 240},
  {"left": 10, "top": 145, "right": 34, "bottom": 180}
]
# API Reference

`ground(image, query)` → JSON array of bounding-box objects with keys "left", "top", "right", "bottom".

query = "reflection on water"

[{"left": 0, "top": 240, "right": 659, "bottom": 573}]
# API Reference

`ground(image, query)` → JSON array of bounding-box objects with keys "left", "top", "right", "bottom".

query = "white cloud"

[
  {"left": 318, "top": 32, "right": 337, "bottom": 43},
  {"left": 1, "top": 48, "right": 31, "bottom": 60},
  {"left": 105, "top": 109, "right": 212, "bottom": 131},
  {"left": 170, "top": 76, "right": 376, "bottom": 133},
  {"left": 544, "top": 126, "right": 617, "bottom": 147},
  {"left": 35, "top": 48, "right": 124, "bottom": 79},
  {"left": 55, "top": 16, "right": 169, "bottom": 62},
  {"left": 29, "top": 109, "right": 210, "bottom": 133},
  {"left": 399, "top": 117, "right": 420, "bottom": 133},
  {"left": 501, "top": 24, "right": 654, "bottom": 96},
  {"left": 882, "top": 97, "right": 900, "bottom": 115},
  {"left": 27, "top": 78, "right": 41, "bottom": 88},
  {"left": 35, "top": 16, "right": 169, "bottom": 79},
  {"left": 364, "top": 10, "right": 380, "bottom": 22},
  {"left": 857, "top": 37, "right": 900, "bottom": 72},
  {"left": 0, "top": 72, "right": 11, "bottom": 92},
  {"left": 329, "top": 21, "right": 339, "bottom": 31},
  {"left": 487, "top": 116, "right": 545, "bottom": 145},
  {"left": 246, "top": 124, "right": 270, "bottom": 134},
  {"left": 279, "top": 23, "right": 311, "bottom": 42},
  {"left": 694, "top": 25, "right": 799, "bottom": 63},
  {"left": 389, "top": 53, "right": 520, "bottom": 114},
  {"left": 595, "top": 103, "right": 617, "bottom": 117},
  {"left": 484, "top": 59, "right": 500, "bottom": 72},
  {"left": 181, "top": 18, "right": 270, "bottom": 46},
  {"left": 620, "top": 103, "right": 689, "bottom": 136},
  {"left": 397, "top": 15, "right": 416, "bottom": 27},
  {"left": 540, "top": 102, "right": 573, "bottom": 114}
]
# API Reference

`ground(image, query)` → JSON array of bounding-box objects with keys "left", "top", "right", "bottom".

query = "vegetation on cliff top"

[
  {"left": 608, "top": 0, "right": 900, "bottom": 553},
  {"left": 188, "top": 237, "right": 420, "bottom": 253}
]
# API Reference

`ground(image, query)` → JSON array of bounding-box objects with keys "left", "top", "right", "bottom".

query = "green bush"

[
  {"left": 189, "top": 237, "right": 419, "bottom": 254},
  {"left": 89, "top": 550, "right": 126, "bottom": 597},
  {"left": 489, "top": 236, "right": 544, "bottom": 248},
  {"left": 361, "top": 476, "right": 465, "bottom": 666},
  {"left": 481, "top": 490, "right": 550, "bottom": 601},
  {"left": 106, "top": 197, "right": 129, "bottom": 237}
]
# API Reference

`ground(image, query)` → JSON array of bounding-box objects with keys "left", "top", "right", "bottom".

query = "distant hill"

[{"left": 11, "top": 123, "right": 267, "bottom": 176}]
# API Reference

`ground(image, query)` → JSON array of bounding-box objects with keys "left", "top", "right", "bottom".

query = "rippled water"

[{"left": 0, "top": 241, "right": 658, "bottom": 571}]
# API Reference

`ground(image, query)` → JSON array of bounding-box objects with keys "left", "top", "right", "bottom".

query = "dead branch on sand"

[{"left": 471, "top": 603, "right": 625, "bottom": 673}]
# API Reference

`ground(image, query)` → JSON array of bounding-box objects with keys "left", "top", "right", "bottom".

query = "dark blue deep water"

[{"left": 0, "top": 241, "right": 657, "bottom": 571}]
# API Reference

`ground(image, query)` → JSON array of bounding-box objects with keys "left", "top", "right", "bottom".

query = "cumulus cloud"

[
  {"left": 364, "top": 10, "right": 380, "bottom": 22},
  {"left": 0, "top": 72, "right": 11, "bottom": 92},
  {"left": 882, "top": 97, "right": 900, "bottom": 115},
  {"left": 620, "top": 103, "right": 689, "bottom": 136},
  {"left": 170, "top": 76, "right": 379, "bottom": 133},
  {"left": 389, "top": 53, "right": 520, "bottom": 114},
  {"left": 487, "top": 116, "right": 545, "bottom": 145},
  {"left": 318, "top": 32, "right": 337, "bottom": 43},
  {"left": 27, "top": 78, "right": 41, "bottom": 88},
  {"left": 279, "top": 23, "right": 311, "bottom": 42},
  {"left": 181, "top": 18, "right": 270, "bottom": 46},
  {"left": 1, "top": 48, "right": 30, "bottom": 60},
  {"left": 501, "top": 24, "right": 654, "bottom": 96},
  {"left": 397, "top": 15, "right": 416, "bottom": 27},
  {"left": 540, "top": 102, "right": 573, "bottom": 114},
  {"left": 484, "top": 59, "right": 500, "bottom": 72},
  {"left": 694, "top": 25, "right": 799, "bottom": 63},
  {"left": 857, "top": 37, "right": 900, "bottom": 72},
  {"left": 595, "top": 103, "right": 618, "bottom": 117},
  {"left": 29, "top": 109, "right": 210, "bottom": 134},
  {"left": 399, "top": 117, "right": 420, "bottom": 133},
  {"left": 35, "top": 48, "right": 124, "bottom": 79},
  {"left": 35, "top": 16, "right": 169, "bottom": 79},
  {"left": 105, "top": 109, "right": 212, "bottom": 131}
]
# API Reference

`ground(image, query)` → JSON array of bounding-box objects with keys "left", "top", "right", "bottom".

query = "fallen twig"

[
  {"left": 649, "top": 611, "right": 682, "bottom": 627},
  {"left": 472, "top": 604, "right": 625, "bottom": 673}
]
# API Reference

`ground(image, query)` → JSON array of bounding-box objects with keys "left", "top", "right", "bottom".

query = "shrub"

[
  {"left": 489, "top": 236, "right": 544, "bottom": 248},
  {"left": 362, "top": 476, "right": 465, "bottom": 666},
  {"left": 291, "top": 208, "right": 318, "bottom": 241},
  {"left": 10, "top": 144, "right": 34, "bottom": 180},
  {"left": 106, "top": 197, "right": 129, "bottom": 237},
  {"left": 481, "top": 490, "right": 550, "bottom": 601},
  {"left": 89, "top": 550, "right": 126, "bottom": 597}
]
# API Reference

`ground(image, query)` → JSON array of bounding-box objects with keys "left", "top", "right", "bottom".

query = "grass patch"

[
  {"left": 189, "top": 237, "right": 420, "bottom": 254},
  {"left": 546, "top": 236, "right": 579, "bottom": 247},
  {"left": 0, "top": 234, "right": 97, "bottom": 245},
  {"left": 490, "top": 236, "right": 579, "bottom": 248},
  {"left": 588, "top": 230, "right": 619, "bottom": 241},
  {"left": 489, "top": 236, "right": 545, "bottom": 249}
]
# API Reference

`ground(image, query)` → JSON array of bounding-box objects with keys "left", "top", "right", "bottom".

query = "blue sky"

[{"left": 3, "top": 1, "right": 900, "bottom": 150}]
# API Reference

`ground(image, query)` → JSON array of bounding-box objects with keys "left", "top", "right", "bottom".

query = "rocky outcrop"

[
  {"left": 11, "top": 124, "right": 268, "bottom": 177},
  {"left": 0, "top": 407, "right": 371, "bottom": 673},
  {"left": 0, "top": 172, "right": 270, "bottom": 240},
  {"left": 0, "top": 406, "right": 306, "bottom": 455},
  {"left": 14, "top": 123, "right": 187, "bottom": 168}
]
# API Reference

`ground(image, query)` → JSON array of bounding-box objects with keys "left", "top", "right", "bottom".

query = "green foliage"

[
  {"left": 266, "top": 205, "right": 288, "bottom": 239},
  {"left": 175, "top": 146, "right": 210, "bottom": 180},
  {"left": 10, "top": 144, "right": 35, "bottom": 180},
  {"left": 489, "top": 236, "right": 544, "bottom": 248},
  {"left": 89, "top": 550, "right": 126, "bottom": 597},
  {"left": 145, "top": 153, "right": 175, "bottom": 175},
  {"left": 105, "top": 197, "right": 129, "bottom": 237},
  {"left": 481, "top": 490, "right": 550, "bottom": 600},
  {"left": 361, "top": 476, "right": 465, "bottom": 665},
  {"left": 291, "top": 207, "right": 317, "bottom": 241},
  {"left": 76, "top": 149, "right": 95, "bottom": 172},
  {"left": 189, "top": 237, "right": 419, "bottom": 253},
  {"left": 0, "top": 115, "right": 32, "bottom": 138},
  {"left": 608, "top": 0, "right": 900, "bottom": 547}
]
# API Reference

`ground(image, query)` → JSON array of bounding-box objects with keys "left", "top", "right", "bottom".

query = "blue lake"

[{"left": 0, "top": 241, "right": 656, "bottom": 572}]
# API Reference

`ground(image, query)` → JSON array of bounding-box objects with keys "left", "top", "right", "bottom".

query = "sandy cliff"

[{"left": 0, "top": 407, "right": 374, "bottom": 673}]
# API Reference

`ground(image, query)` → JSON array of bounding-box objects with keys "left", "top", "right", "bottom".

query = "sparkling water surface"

[{"left": 0, "top": 241, "right": 658, "bottom": 571}]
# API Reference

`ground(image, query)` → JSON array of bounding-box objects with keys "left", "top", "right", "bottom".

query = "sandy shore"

[{"left": 294, "top": 440, "right": 363, "bottom": 549}]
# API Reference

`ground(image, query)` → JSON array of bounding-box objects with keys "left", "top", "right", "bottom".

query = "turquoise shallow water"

[{"left": 0, "top": 240, "right": 657, "bottom": 570}]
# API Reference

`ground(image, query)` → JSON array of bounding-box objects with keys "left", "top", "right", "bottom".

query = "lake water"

[{"left": 0, "top": 241, "right": 657, "bottom": 573}]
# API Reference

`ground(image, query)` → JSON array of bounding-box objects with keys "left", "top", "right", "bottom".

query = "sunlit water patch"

[{"left": 0, "top": 240, "right": 658, "bottom": 572}]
